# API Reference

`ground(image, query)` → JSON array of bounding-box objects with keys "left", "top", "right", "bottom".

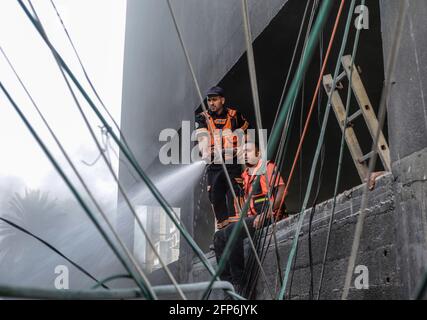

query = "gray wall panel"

[
  {"left": 120, "top": 0, "right": 287, "bottom": 175},
  {"left": 380, "top": 0, "right": 427, "bottom": 162}
]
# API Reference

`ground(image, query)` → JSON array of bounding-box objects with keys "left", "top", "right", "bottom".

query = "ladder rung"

[
  {"left": 358, "top": 151, "right": 375, "bottom": 163},
  {"left": 336, "top": 71, "right": 346, "bottom": 83},
  {"left": 325, "top": 71, "right": 347, "bottom": 94},
  {"left": 347, "top": 109, "right": 363, "bottom": 123}
]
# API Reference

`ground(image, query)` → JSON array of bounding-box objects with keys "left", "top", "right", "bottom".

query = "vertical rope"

[
  {"left": 317, "top": 0, "right": 365, "bottom": 300},
  {"left": 341, "top": 0, "right": 409, "bottom": 300},
  {"left": 278, "top": 0, "right": 357, "bottom": 300}
]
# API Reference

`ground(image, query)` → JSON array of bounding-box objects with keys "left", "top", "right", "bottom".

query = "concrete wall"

[
  {"left": 191, "top": 173, "right": 404, "bottom": 300},
  {"left": 380, "top": 0, "right": 427, "bottom": 299},
  {"left": 380, "top": 0, "right": 427, "bottom": 163}
]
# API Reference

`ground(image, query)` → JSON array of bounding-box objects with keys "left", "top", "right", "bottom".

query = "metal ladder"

[{"left": 322, "top": 54, "right": 391, "bottom": 183}]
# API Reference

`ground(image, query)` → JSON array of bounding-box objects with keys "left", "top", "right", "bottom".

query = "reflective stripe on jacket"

[{"left": 242, "top": 160, "right": 285, "bottom": 217}]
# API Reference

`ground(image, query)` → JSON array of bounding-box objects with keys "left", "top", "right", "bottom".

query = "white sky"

[{"left": 0, "top": 1, "right": 127, "bottom": 204}]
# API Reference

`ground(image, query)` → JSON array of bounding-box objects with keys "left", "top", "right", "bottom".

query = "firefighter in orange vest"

[
  {"left": 195, "top": 86, "right": 250, "bottom": 230},
  {"left": 241, "top": 142, "right": 287, "bottom": 226},
  {"left": 212, "top": 142, "right": 287, "bottom": 290}
]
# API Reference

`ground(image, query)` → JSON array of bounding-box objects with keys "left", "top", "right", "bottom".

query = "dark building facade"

[{"left": 119, "top": 0, "right": 427, "bottom": 299}]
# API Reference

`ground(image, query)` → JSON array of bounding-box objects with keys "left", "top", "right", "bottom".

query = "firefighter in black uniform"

[{"left": 195, "top": 86, "right": 250, "bottom": 231}]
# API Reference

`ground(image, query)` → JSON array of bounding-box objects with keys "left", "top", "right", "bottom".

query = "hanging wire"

[
  {"left": 271, "top": 0, "right": 319, "bottom": 130},
  {"left": 306, "top": 26, "right": 327, "bottom": 301},
  {"left": 243, "top": 109, "right": 297, "bottom": 299},
  {"left": 307, "top": 142, "right": 326, "bottom": 300},
  {"left": 166, "top": 0, "right": 271, "bottom": 299},
  {"left": 280, "top": 0, "right": 346, "bottom": 218},
  {"left": 16, "top": 1, "right": 230, "bottom": 299},
  {"left": 317, "top": 0, "right": 366, "bottom": 300},
  {"left": 0, "top": 216, "right": 108, "bottom": 289},
  {"left": 247, "top": 0, "right": 328, "bottom": 299},
  {"left": 0, "top": 82, "right": 155, "bottom": 298},
  {"left": 341, "top": 0, "right": 409, "bottom": 300},
  {"left": 202, "top": 0, "right": 337, "bottom": 300},
  {"left": 48, "top": 0, "right": 133, "bottom": 156},
  {"left": 278, "top": 0, "right": 349, "bottom": 300},
  {"left": 277, "top": 2, "right": 329, "bottom": 299},
  {"left": 260, "top": 3, "right": 336, "bottom": 300},
  {"left": 0, "top": 0, "right": 402, "bottom": 302},
  {"left": 278, "top": 0, "right": 357, "bottom": 300},
  {"left": 240, "top": 0, "right": 321, "bottom": 298},
  {"left": 206, "top": 0, "right": 297, "bottom": 299},
  {"left": 236, "top": 0, "right": 323, "bottom": 299},
  {"left": 26, "top": 0, "right": 186, "bottom": 299},
  {"left": 287, "top": 236, "right": 299, "bottom": 299},
  {"left": 242, "top": 103, "right": 298, "bottom": 299},
  {"left": 218, "top": 0, "right": 282, "bottom": 299},
  {"left": 0, "top": 44, "right": 152, "bottom": 298},
  {"left": 81, "top": 126, "right": 108, "bottom": 167},
  {"left": 91, "top": 274, "right": 131, "bottom": 290},
  {"left": 25, "top": 2, "right": 155, "bottom": 299},
  {"left": 106, "top": 137, "right": 139, "bottom": 183},
  {"left": 49, "top": 0, "right": 140, "bottom": 183}
]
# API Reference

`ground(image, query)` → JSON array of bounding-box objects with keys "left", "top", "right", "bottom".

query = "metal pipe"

[{"left": 0, "top": 281, "right": 235, "bottom": 300}]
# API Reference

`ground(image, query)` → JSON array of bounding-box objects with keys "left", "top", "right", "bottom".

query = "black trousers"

[
  {"left": 206, "top": 165, "right": 243, "bottom": 223},
  {"left": 213, "top": 216, "right": 256, "bottom": 287}
]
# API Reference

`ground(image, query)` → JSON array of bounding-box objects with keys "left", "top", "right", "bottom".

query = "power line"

[
  {"left": 4, "top": 1, "right": 156, "bottom": 298},
  {"left": 26, "top": 0, "right": 185, "bottom": 299},
  {"left": 48, "top": 0, "right": 133, "bottom": 157},
  {"left": 0, "top": 216, "right": 108, "bottom": 289},
  {"left": 241, "top": 0, "right": 321, "bottom": 299},
  {"left": 341, "top": 0, "right": 409, "bottom": 300},
  {"left": 166, "top": 0, "right": 270, "bottom": 299},
  {"left": 16, "top": 1, "right": 223, "bottom": 296},
  {"left": 317, "top": 0, "right": 366, "bottom": 300},
  {"left": 0, "top": 81, "right": 153, "bottom": 299},
  {"left": 0, "top": 44, "right": 151, "bottom": 296},
  {"left": 278, "top": 0, "right": 357, "bottom": 300}
]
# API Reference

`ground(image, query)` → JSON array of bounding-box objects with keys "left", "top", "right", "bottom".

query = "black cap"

[{"left": 206, "top": 86, "right": 225, "bottom": 97}]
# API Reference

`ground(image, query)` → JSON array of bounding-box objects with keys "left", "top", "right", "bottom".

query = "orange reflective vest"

[
  {"left": 242, "top": 160, "right": 286, "bottom": 217},
  {"left": 201, "top": 108, "right": 243, "bottom": 151}
]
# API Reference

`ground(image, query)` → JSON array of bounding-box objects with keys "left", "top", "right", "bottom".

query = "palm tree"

[
  {"left": 0, "top": 189, "right": 67, "bottom": 283},
  {"left": 0, "top": 188, "right": 129, "bottom": 289}
]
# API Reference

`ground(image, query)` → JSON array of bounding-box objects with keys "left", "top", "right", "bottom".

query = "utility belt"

[{"left": 250, "top": 193, "right": 286, "bottom": 220}]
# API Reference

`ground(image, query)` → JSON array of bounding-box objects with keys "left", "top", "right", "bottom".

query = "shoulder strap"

[{"left": 227, "top": 108, "right": 237, "bottom": 117}]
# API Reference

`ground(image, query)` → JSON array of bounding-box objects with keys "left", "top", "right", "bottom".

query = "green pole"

[
  {"left": 16, "top": 0, "right": 216, "bottom": 280},
  {"left": 200, "top": 0, "right": 334, "bottom": 299},
  {"left": 267, "top": 0, "right": 334, "bottom": 160},
  {"left": 278, "top": 0, "right": 358, "bottom": 300}
]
